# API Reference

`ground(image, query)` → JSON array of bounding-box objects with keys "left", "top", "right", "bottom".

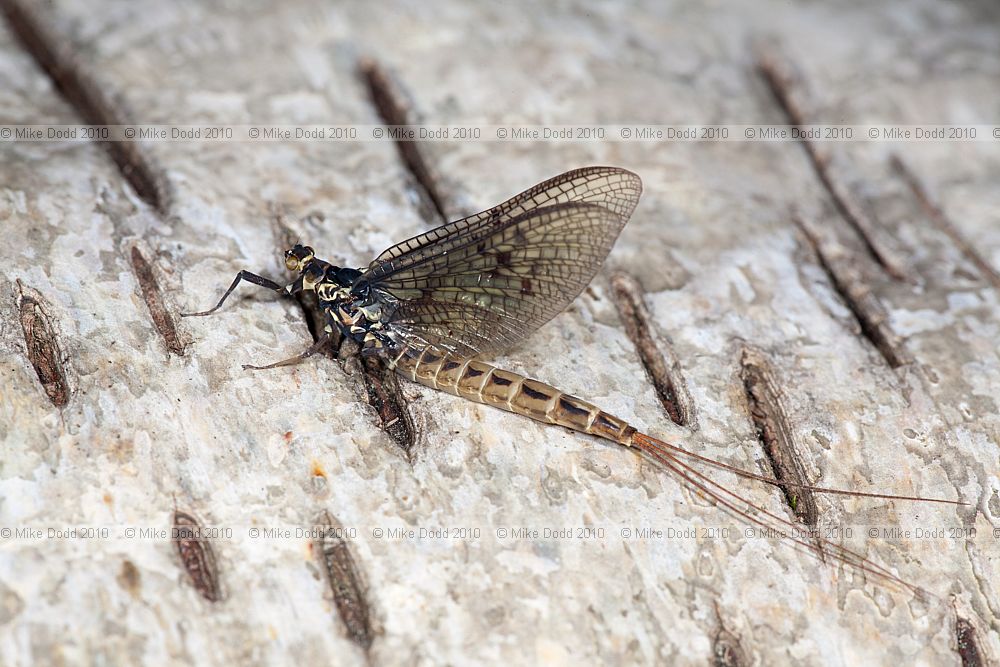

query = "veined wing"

[
  {"left": 355, "top": 167, "right": 642, "bottom": 357},
  {"left": 360, "top": 166, "right": 641, "bottom": 282}
]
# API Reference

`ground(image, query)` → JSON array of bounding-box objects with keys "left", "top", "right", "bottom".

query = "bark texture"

[{"left": 1, "top": 1, "right": 998, "bottom": 665}]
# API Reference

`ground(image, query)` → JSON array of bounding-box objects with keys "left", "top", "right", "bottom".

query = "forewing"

[
  {"left": 357, "top": 167, "right": 642, "bottom": 357},
  {"left": 361, "top": 166, "right": 641, "bottom": 283}
]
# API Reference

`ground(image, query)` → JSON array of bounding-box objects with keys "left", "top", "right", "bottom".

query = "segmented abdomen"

[{"left": 387, "top": 345, "right": 636, "bottom": 446}]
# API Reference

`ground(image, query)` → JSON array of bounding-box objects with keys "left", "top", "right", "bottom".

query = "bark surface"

[{"left": 1, "top": 1, "right": 998, "bottom": 664}]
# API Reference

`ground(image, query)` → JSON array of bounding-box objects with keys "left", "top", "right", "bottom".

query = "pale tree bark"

[{"left": 1, "top": 1, "right": 998, "bottom": 665}]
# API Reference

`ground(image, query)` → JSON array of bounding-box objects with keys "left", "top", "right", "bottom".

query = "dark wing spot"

[
  {"left": 497, "top": 251, "right": 512, "bottom": 267},
  {"left": 520, "top": 278, "right": 533, "bottom": 295}
]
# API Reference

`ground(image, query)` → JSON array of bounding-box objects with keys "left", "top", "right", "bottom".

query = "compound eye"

[{"left": 284, "top": 251, "right": 299, "bottom": 271}]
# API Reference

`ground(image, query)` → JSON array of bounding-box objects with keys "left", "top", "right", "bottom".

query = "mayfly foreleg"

[
  {"left": 181, "top": 270, "right": 293, "bottom": 317},
  {"left": 242, "top": 333, "right": 332, "bottom": 371}
]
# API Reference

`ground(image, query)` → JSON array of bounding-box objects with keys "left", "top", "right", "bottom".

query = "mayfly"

[{"left": 183, "top": 166, "right": 959, "bottom": 594}]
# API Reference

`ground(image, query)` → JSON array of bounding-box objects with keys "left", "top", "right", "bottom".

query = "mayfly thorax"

[{"left": 183, "top": 166, "right": 962, "bottom": 595}]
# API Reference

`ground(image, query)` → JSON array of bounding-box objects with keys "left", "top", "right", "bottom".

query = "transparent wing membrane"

[{"left": 357, "top": 167, "right": 642, "bottom": 356}]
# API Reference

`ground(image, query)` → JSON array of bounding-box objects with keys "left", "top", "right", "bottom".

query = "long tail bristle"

[
  {"left": 633, "top": 432, "right": 965, "bottom": 506},
  {"left": 630, "top": 431, "right": 935, "bottom": 599}
]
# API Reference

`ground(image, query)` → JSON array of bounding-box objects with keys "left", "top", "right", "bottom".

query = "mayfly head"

[
  {"left": 283, "top": 243, "right": 366, "bottom": 300},
  {"left": 283, "top": 243, "right": 328, "bottom": 290},
  {"left": 283, "top": 244, "right": 315, "bottom": 272}
]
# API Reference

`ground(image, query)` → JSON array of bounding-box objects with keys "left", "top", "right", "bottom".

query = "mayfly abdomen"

[{"left": 389, "top": 344, "right": 636, "bottom": 446}]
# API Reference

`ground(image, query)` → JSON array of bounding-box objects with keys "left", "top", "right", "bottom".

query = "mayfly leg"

[
  {"left": 242, "top": 334, "right": 332, "bottom": 371},
  {"left": 181, "top": 270, "right": 288, "bottom": 317}
]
